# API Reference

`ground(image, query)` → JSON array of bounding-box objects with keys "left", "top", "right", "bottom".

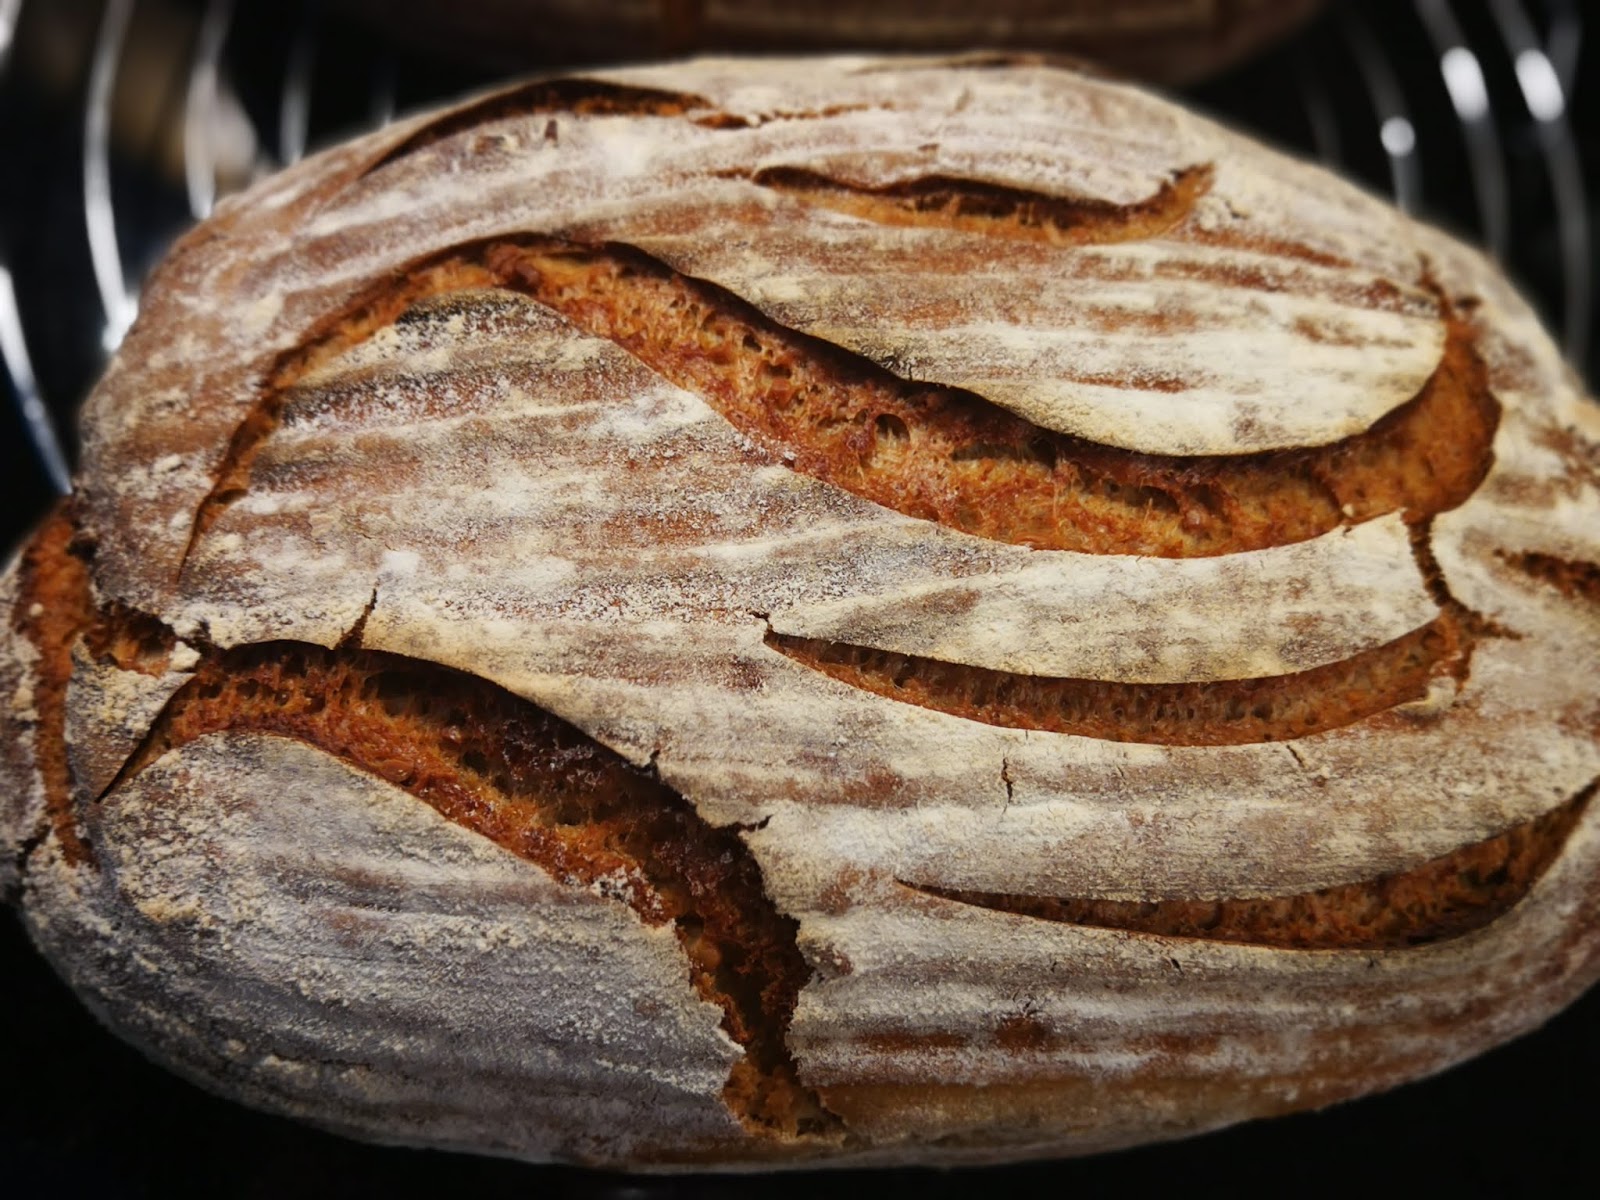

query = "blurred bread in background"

[{"left": 330, "top": 0, "right": 1326, "bottom": 84}]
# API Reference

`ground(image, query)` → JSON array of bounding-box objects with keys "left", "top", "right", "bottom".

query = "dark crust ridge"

[
  {"left": 100, "top": 638, "right": 839, "bottom": 1141},
  {"left": 903, "top": 781, "right": 1598, "bottom": 950},
  {"left": 178, "top": 237, "right": 1497, "bottom": 576}
]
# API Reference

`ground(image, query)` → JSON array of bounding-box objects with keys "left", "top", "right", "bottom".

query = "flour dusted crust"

[
  {"left": 27, "top": 732, "right": 746, "bottom": 1163},
  {"left": 4, "top": 56, "right": 1600, "bottom": 1170}
]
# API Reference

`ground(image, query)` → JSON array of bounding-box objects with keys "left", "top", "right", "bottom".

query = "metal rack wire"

[{"left": 1292, "top": 0, "right": 1590, "bottom": 352}]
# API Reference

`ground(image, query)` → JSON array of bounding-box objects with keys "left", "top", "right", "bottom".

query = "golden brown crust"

[
  {"left": 181, "top": 240, "right": 1497, "bottom": 570},
  {"left": 4, "top": 56, "right": 1599, "bottom": 1171},
  {"left": 766, "top": 608, "right": 1474, "bottom": 747}
]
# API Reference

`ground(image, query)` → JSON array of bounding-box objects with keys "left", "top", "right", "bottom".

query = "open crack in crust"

[
  {"left": 722, "top": 161, "right": 1216, "bottom": 248},
  {"left": 13, "top": 512, "right": 840, "bottom": 1143},
  {"left": 364, "top": 77, "right": 720, "bottom": 175},
  {"left": 903, "top": 781, "right": 1598, "bottom": 950},
  {"left": 12, "top": 506, "right": 97, "bottom": 868},
  {"left": 13, "top": 523, "right": 1598, "bottom": 1169},
  {"left": 177, "top": 233, "right": 1495, "bottom": 576},
  {"left": 106, "top": 642, "right": 841, "bottom": 1141},
  {"left": 165, "top": 218, "right": 1500, "bottom": 758}
]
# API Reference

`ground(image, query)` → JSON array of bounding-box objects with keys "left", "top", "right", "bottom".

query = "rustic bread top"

[{"left": 7, "top": 56, "right": 1600, "bottom": 1168}]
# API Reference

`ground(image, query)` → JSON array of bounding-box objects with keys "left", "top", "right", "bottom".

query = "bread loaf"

[
  {"left": 3, "top": 55, "right": 1599, "bottom": 1171},
  {"left": 332, "top": 0, "right": 1326, "bottom": 84}
]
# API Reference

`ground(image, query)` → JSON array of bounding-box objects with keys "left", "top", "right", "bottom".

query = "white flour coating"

[
  {"left": 22, "top": 733, "right": 744, "bottom": 1164},
  {"left": 3, "top": 56, "right": 1599, "bottom": 1170},
  {"left": 768, "top": 515, "right": 1438, "bottom": 683}
]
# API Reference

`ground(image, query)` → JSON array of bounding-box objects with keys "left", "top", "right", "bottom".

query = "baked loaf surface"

[
  {"left": 3, "top": 55, "right": 1600, "bottom": 1170},
  {"left": 333, "top": 0, "right": 1325, "bottom": 84}
]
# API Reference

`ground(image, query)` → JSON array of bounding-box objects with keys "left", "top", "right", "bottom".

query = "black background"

[{"left": 3, "top": 1, "right": 1598, "bottom": 1196}]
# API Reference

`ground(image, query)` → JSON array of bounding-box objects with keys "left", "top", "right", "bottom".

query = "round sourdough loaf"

[
  {"left": 331, "top": 0, "right": 1325, "bottom": 84},
  {"left": 3, "top": 56, "right": 1599, "bottom": 1171}
]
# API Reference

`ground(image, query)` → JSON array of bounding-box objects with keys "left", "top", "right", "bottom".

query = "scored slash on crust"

[
  {"left": 165, "top": 228, "right": 1503, "bottom": 758},
  {"left": 12, "top": 507, "right": 97, "bottom": 868},
  {"left": 141, "top": 100, "right": 1548, "bottom": 973},
  {"left": 175, "top": 235, "right": 1497, "bottom": 579},
  {"left": 900, "top": 780, "right": 1599, "bottom": 951},
  {"left": 20, "top": 512, "right": 839, "bottom": 1141},
  {"left": 361, "top": 77, "right": 719, "bottom": 177},
  {"left": 720, "top": 162, "right": 1215, "bottom": 248},
  {"left": 180, "top": 77, "right": 1497, "bottom": 576},
  {"left": 354, "top": 75, "right": 893, "bottom": 187},
  {"left": 20, "top": 508, "right": 1591, "bottom": 994},
  {"left": 764, "top": 515, "right": 1515, "bottom": 747},
  {"left": 765, "top": 609, "right": 1474, "bottom": 747}
]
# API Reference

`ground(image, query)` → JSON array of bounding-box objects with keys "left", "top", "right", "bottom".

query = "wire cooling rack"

[{"left": 1, "top": 1, "right": 1597, "bottom": 1195}]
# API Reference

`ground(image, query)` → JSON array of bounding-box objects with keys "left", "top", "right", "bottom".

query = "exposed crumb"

[
  {"left": 733, "top": 162, "right": 1213, "bottom": 247},
  {"left": 12, "top": 506, "right": 96, "bottom": 866},
  {"left": 1500, "top": 550, "right": 1600, "bottom": 607},
  {"left": 767, "top": 612, "right": 1473, "bottom": 746}
]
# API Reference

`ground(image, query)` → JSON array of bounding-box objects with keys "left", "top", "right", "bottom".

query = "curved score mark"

[
  {"left": 178, "top": 258, "right": 501, "bottom": 574},
  {"left": 103, "top": 640, "right": 837, "bottom": 1139},
  {"left": 11, "top": 507, "right": 96, "bottom": 867},
  {"left": 767, "top": 610, "right": 1472, "bottom": 747},
  {"left": 493, "top": 245, "right": 1494, "bottom": 559},
  {"left": 904, "top": 780, "right": 1597, "bottom": 950},
  {"left": 362, "top": 77, "right": 717, "bottom": 177},
  {"left": 180, "top": 233, "right": 1497, "bottom": 575},
  {"left": 735, "top": 163, "right": 1213, "bottom": 247},
  {"left": 745, "top": 160, "right": 1350, "bottom": 268}
]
